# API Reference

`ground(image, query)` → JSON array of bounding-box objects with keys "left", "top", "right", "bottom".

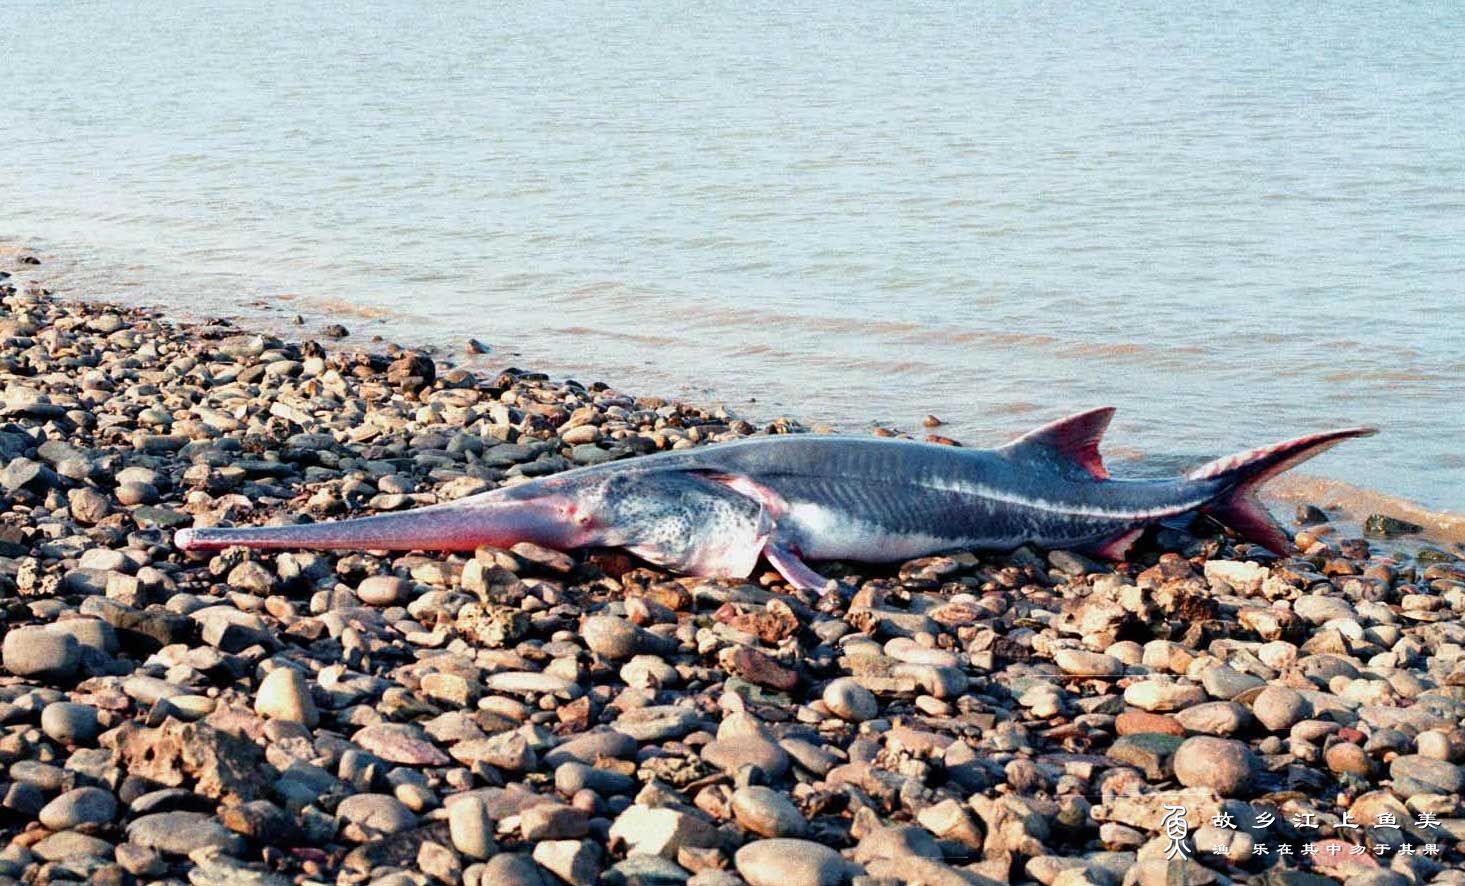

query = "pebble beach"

[{"left": 0, "top": 254, "right": 1461, "bottom": 886}]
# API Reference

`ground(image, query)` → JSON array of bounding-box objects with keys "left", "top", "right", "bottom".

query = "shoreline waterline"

[{"left": 3, "top": 241, "right": 1458, "bottom": 553}]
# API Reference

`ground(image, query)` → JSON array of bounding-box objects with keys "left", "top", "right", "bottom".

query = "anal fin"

[
  {"left": 1092, "top": 527, "right": 1145, "bottom": 561},
  {"left": 1204, "top": 494, "right": 1293, "bottom": 555}
]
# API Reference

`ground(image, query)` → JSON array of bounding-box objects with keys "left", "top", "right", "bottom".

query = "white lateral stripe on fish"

[
  {"left": 915, "top": 475, "right": 1209, "bottom": 523},
  {"left": 173, "top": 408, "right": 1378, "bottom": 591}
]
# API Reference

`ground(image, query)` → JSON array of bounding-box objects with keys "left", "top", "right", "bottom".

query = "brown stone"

[
  {"left": 455, "top": 603, "right": 528, "bottom": 648},
  {"left": 727, "top": 647, "right": 799, "bottom": 691},
  {"left": 712, "top": 600, "right": 800, "bottom": 645},
  {"left": 1115, "top": 711, "right": 1185, "bottom": 737},
  {"left": 557, "top": 696, "right": 594, "bottom": 732},
  {"left": 386, "top": 352, "right": 436, "bottom": 393},
  {"left": 633, "top": 583, "right": 694, "bottom": 613},
  {"left": 111, "top": 719, "right": 273, "bottom": 803}
]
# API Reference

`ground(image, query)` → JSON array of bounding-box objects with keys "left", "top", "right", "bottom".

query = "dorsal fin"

[{"left": 999, "top": 407, "right": 1116, "bottom": 480}]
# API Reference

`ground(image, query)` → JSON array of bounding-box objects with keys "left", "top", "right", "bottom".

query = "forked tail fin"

[{"left": 1187, "top": 426, "right": 1377, "bottom": 554}]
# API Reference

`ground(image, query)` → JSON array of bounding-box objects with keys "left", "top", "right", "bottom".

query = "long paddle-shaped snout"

[{"left": 174, "top": 489, "right": 596, "bottom": 553}]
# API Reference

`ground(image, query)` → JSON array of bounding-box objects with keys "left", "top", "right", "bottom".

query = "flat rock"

[
  {"left": 187, "top": 849, "right": 294, "bottom": 886},
  {"left": 1115, "top": 711, "right": 1185, "bottom": 737},
  {"left": 485, "top": 671, "right": 577, "bottom": 696},
  {"left": 864, "top": 857, "right": 1002, "bottom": 885},
  {"left": 1055, "top": 649, "right": 1125, "bottom": 677},
  {"left": 612, "top": 705, "right": 704, "bottom": 742},
  {"left": 604, "top": 856, "right": 694, "bottom": 885},
  {"left": 1294, "top": 595, "right": 1357, "bottom": 624},
  {"left": 1174, "top": 701, "right": 1250, "bottom": 736},
  {"left": 735, "top": 838, "right": 854, "bottom": 886},
  {"left": 1200, "top": 664, "right": 1265, "bottom": 699},
  {"left": 41, "top": 701, "right": 103, "bottom": 745},
  {"left": 1122, "top": 680, "right": 1206, "bottom": 712},
  {"left": 451, "top": 731, "right": 538, "bottom": 772},
  {"left": 353, "top": 722, "right": 450, "bottom": 766},
  {"left": 521, "top": 802, "right": 590, "bottom": 841},
  {"left": 545, "top": 730, "right": 640, "bottom": 767},
  {"left": 851, "top": 823, "right": 942, "bottom": 864},
  {"left": 31, "top": 830, "right": 117, "bottom": 862},
  {"left": 128, "top": 811, "right": 247, "bottom": 856},
  {"left": 336, "top": 793, "right": 419, "bottom": 835},
  {"left": 555, "top": 761, "right": 636, "bottom": 796},
  {"left": 609, "top": 805, "right": 719, "bottom": 859},
  {"left": 1107, "top": 734, "right": 1184, "bottom": 780},
  {"left": 481, "top": 853, "right": 553, "bottom": 886},
  {"left": 702, "top": 736, "right": 789, "bottom": 780},
  {"left": 1389, "top": 755, "right": 1465, "bottom": 797}
]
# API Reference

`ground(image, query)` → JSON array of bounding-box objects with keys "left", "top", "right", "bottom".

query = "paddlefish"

[{"left": 174, "top": 408, "right": 1376, "bottom": 590}]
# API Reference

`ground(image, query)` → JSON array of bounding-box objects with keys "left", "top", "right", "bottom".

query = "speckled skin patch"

[{"left": 581, "top": 472, "right": 770, "bottom": 578}]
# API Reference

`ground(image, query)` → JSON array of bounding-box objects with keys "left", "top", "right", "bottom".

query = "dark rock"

[
  {"left": 220, "top": 799, "right": 302, "bottom": 843},
  {"left": 342, "top": 823, "right": 452, "bottom": 874},
  {"left": 1107, "top": 733, "right": 1184, "bottom": 781},
  {"left": 1363, "top": 514, "right": 1422, "bottom": 538},
  {"left": 387, "top": 352, "right": 436, "bottom": 393},
  {"left": 1295, "top": 504, "right": 1329, "bottom": 526}
]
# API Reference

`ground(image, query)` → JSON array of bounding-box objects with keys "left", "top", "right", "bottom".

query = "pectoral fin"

[
  {"left": 693, "top": 472, "right": 834, "bottom": 592},
  {"left": 763, "top": 543, "right": 833, "bottom": 592},
  {"left": 696, "top": 471, "right": 788, "bottom": 518}
]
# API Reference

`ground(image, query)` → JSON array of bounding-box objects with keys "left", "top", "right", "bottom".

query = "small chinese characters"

[{"left": 1172, "top": 805, "right": 1449, "bottom": 860}]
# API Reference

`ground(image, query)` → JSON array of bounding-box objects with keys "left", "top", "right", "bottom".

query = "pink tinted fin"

[
  {"left": 699, "top": 472, "right": 788, "bottom": 519},
  {"left": 764, "top": 543, "right": 832, "bottom": 592},
  {"left": 999, "top": 407, "right": 1116, "bottom": 480},
  {"left": 1189, "top": 426, "right": 1377, "bottom": 555},
  {"left": 1092, "top": 527, "right": 1145, "bottom": 561},
  {"left": 1203, "top": 497, "right": 1294, "bottom": 555}
]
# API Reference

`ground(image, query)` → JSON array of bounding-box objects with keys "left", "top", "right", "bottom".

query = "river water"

[{"left": 4, "top": 1, "right": 1463, "bottom": 521}]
